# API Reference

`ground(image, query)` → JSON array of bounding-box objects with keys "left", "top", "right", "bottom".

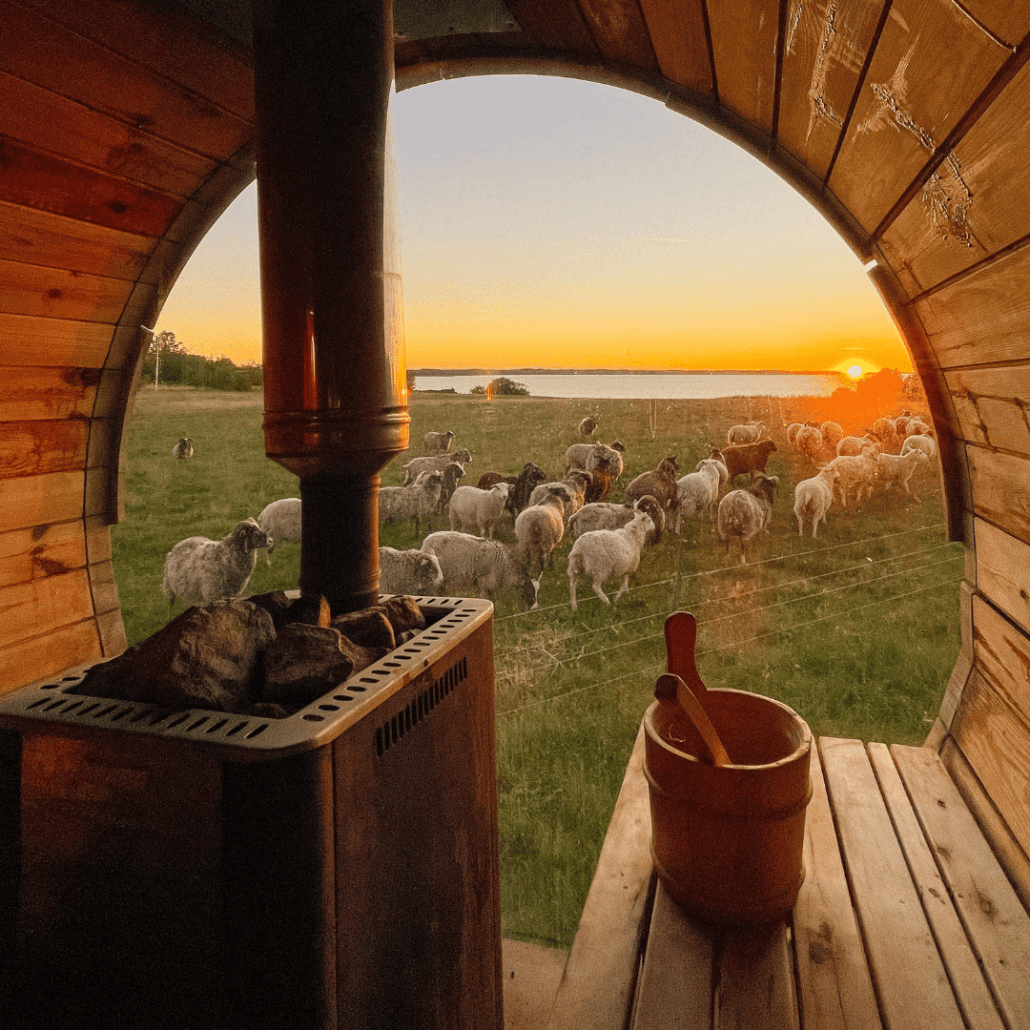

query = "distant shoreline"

[{"left": 410, "top": 368, "right": 846, "bottom": 377}]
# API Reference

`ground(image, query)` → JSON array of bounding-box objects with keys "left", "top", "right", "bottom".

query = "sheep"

[
  {"left": 565, "top": 441, "right": 624, "bottom": 480},
  {"left": 568, "top": 494, "right": 664, "bottom": 545},
  {"left": 401, "top": 448, "right": 472, "bottom": 484},
  {"left": 901, "top": 434, "right": 937, "bottom": 460},
  {"left": 379, "top": 470, "right": 444, "bottom": 535},
  {"left": 161, "top": 517, "right": 270, "bottom": 609},
  {"left": 836, "top": 432, "right": 881, "bottom": 457},
  {"left": 674, "top": 458, "right": 722, "bottom": 532},
  {"left": 378, "top": 546, "right": 445, "bottom": 595},
  {"left": 717, "top": 473, "right": 779, "bottom": 565},
  {"left": 476, "top": 462, "right": 546, "bottom": 516},
  {"left": 785, "top": 422, "right": 803, "bottom": 450},
  {"left": 257, "top": 496, "right": 301, "bottom": 563},
  {"left": 513, "top": 491, "right": 566, "bottom": 575},
  {"left": 871, "top": 416, "right": 901, "bottom": 452},
  {"left": 819, "top": 422, "right": 844, "bottom": 453},
  {"left": 726, "top": 421, "right": 765, "bottom": 445},
  {"left": 795, "top": 425, "right": 823, "bottom": 463},
  {"left": 905, "top": 417, "right": 931, "bottom": 438},
  {"left": 722, "top": 439, "right": 779, "bottom": 480},
  {"left": 584, "top": 466, "right": 616, "bottom": 503},
  {"left": 877, "top": 448, "right": 929, "bottom": 498},
  {"left": 624, "top": 455, "right": 680, "bottom": 511},
  {"left": 421, "top": 531, "right": 539, "bottom": 609},
  {"left": 424, "top": 430, "right": 455, "bottom": 454},
  {"left": 701, "top": 449, "right": 730, "bottom": 488},
  {"left": 447, "top": 482, "right": 511, "bottom": 539},
  {"left": 824, "top": 447, "right": 880, "bottom": 508},
  {"left": 529, "top": 469, "right": 592, "bottom": 519},
  {"left": 438, "top": 461, "right": 467, "bottom": 509},
  {"left": 567, "top": 509, "right": 654, "bottom": 610},
  {"left": 172, "top": 437, "right": 194, "bottom": 459},
  {"left": 578, "top": 415, "right": 599, "bottom": 436},
  {"left": 793, "top": 465, "right": 839, "bottom": 538}
]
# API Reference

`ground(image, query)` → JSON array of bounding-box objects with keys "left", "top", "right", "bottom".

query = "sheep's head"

[
  {"left": 235, "top": 518, "right": 271, "bottom": 553},
  {"left": 415, "top": 552, "right": 444, "bottom": 591}
]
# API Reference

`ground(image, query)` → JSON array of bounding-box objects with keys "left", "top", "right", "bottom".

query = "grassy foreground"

[{"left": 112, "top": 385, "right": 962, "bottom": 948}]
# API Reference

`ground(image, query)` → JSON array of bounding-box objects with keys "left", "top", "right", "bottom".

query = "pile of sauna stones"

[{"left": 73, "top": 591, "right": 426, "bottom": 718}]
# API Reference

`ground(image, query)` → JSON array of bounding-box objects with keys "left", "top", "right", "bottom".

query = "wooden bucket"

[{"left": 643, "top": 690, "right": 813, "bottom": 924}]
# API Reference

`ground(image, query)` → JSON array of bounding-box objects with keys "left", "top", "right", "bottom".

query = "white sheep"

[
  {"left": 401, "top": 448, "right": 472, "bottom": 485},
  {"left": 819, "top": 422, "right": 844, "bottom": 453},
  {"left": 379, "top": 470, "right": 444, "bottom": 535},
  {"left": 448, "top": 482, "right": 511, "bottom": 539},
  {"left": 726, "top": 421, "right": 765, "bottom": 445},
  {"left": 824, "top": 447, "right": 880, "bottom": 508},
  {"left": 514, "top": 491, "right": 566, "bottom": 575},
  {"left": 717, "top": 473, "right": 778, "bottom": 565},
  {"left": 796, "top": 425, "right": 823, "bottom": 463},
  {"left": 421, "top": 531, "right": 539, "bottom": 609},
  {"left": 424, "top": 430, "right": 455, "bottom": 454},
  {"left": 877, "top": 448, "right": 929, "bottom": 498},
  {"left": 674, "top": 458, "right": 722, "bottom": 531},
  {"left": 793, "top": 465, "right": 839, "bottom": 538},
  {"left": 172, "top": 437, "right": 194, "bottom": 459},
  {"left": 836, "top": 432, "right": 881, "bottom": 457},
  {"left": 161, "top": 517, "right": 270, "bottom": 609},
  {"left": 567, "top": 509, "right": 654, "bottom": 610},
  {"left": 901, "top": 434, "right": 937, "bottom": 460},
  {"left": 257, "top": 496, "right": 301, "bottom": 563},
  {"left": 378, "top": 546, "right": 445, "bottom": 595}
]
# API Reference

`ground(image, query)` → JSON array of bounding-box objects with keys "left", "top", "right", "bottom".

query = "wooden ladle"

[
  {"left": 654, "top": 673, "right": 732, "bottom": 767},
  {"left": 664, "top": 610, "right": 709, "bottom": 705}
]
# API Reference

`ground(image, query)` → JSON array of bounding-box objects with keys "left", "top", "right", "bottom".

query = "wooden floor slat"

[
  {"left": 868, "top": 743, "right": 1007, "bottom": 1030},
  {"left": 717, "top": 920, "right": 798, "bottom": 1030},
  {"left": 630, "top": 883, "right": 713, "bottom": 1030},
  {"left": 792, "top": 746, "right": 882, "bottom": 1030},
  {"left": 891, "top": 744, "right": 1030, "bottom": 1030},
  {"left": 820, "top": 738, "right": 966, "bottom": 1030}
]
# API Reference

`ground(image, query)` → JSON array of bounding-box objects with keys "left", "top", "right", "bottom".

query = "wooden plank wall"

[
  {"left": 0, "top": 0, "right": 255, "bottom": 691},
  {"left": 856, "top": 2, "right": 1030, "bottom": 879}
]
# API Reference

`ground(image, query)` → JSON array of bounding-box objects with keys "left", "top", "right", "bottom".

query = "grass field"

[{"left": 112, "top": 384, "right": 963, "bottom": 948}]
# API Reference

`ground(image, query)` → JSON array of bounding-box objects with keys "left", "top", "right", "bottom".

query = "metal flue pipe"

[{"left": 252, "top": 0, "right": 409, "bottom": 613}]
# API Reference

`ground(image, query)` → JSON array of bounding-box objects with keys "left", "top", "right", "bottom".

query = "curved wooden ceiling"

[{"left": 1, "top": 0, "right": 1029, "bottom": 851}]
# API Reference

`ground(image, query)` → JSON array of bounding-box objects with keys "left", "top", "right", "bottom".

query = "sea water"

[{"left": 413, "top": 371, "right": 844, "bottom": 400}]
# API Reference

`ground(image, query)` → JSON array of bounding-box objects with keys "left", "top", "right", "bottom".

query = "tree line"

[{"left": 140, "top": 331, "right": 263, "bottom": 392}]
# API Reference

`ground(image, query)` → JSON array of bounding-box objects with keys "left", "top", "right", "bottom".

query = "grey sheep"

[
  {"left": 717, "top": 473, "right": 779, "bottom": 565},
  {"left": 421, "top": 531, "right": 539, "bottom": 609},
  {"left": 379, "top": 470, "right": 444, "bottom": 535},
  {"left": 401, "top": 448, "right": 472, "bottom": 485},
  {"left": 161, "top": 517, "right": 270, "bottom": 609},
  {"left": 257, "top": 496, "right": 301, "bottom": 563},
  {"left": 172, "top": 437, "right": 194, "bottom": 459}
]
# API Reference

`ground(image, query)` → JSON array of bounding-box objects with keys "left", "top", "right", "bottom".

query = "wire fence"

[{"left": 491, "top": 520, "right": 964, "bottom": 717}]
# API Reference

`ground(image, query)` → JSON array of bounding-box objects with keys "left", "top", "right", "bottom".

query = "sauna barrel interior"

[{"left": 0, "top": 0, "right": 1028, "bottom": 1004}]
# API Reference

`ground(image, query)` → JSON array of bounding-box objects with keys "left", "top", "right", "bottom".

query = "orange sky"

[{"left": 156, "top": 76, "right": 910, "bottom": 377}]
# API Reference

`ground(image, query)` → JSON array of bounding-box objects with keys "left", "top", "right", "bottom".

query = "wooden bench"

[{"left": 543, "top": 723, "right": 1030, "bottom": 1030}]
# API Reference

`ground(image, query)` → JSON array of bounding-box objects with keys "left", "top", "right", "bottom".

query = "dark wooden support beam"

[{"left": 252, "top": 0, "right": 409, "bottom": 613}]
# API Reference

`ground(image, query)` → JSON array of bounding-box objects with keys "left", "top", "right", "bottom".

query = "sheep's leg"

[
  {"left": 612, "top": 574, "right": 630, "bottom": 604},
  {"left": 591, "top": 579, "right": 612, "bottom": 605},
  {"left": 568, "top": 570, "right": 579, "bottom": 611}
]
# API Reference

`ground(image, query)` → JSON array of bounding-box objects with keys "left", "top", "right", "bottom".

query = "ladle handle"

[
  {"left": 665, "top": 611, "right": 708, "bottom": 701},
  {"left": 654, "top": 673, "right": 732, "bottom": 767}
]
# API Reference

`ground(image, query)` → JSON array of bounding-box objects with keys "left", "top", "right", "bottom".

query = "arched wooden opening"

[{"left": 0, "top": 3, "right": 1028, "bottom": 1022}]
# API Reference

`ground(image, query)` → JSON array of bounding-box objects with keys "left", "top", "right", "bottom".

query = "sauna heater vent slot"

[{"left": 374, "top": 655, "right": 468, "bottom": 757}]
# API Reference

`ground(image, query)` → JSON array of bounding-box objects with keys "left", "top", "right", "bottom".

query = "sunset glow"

[{"left": 156, "top": 77, "right": 912, "bottom": 375}]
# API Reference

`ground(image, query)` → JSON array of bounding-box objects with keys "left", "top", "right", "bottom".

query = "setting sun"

[{"left": 847, "top": 365, "right": 864, "bottom": 379}]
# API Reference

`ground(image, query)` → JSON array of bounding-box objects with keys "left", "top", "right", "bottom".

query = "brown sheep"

[
  {"left": 721, "top": 439, "right": 778, "bottom": 481},
  {"left": 623, "top": 456, "right": 680, "bottom": 510}
]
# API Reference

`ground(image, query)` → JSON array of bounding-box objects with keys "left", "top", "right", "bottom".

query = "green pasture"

[{"left": 112, "top": 384, "right": 962, "bottom": 948}]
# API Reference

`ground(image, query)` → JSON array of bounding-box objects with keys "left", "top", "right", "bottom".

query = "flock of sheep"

[{"left": 159, "top": 405, "right": 938, "bottom": 616}]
